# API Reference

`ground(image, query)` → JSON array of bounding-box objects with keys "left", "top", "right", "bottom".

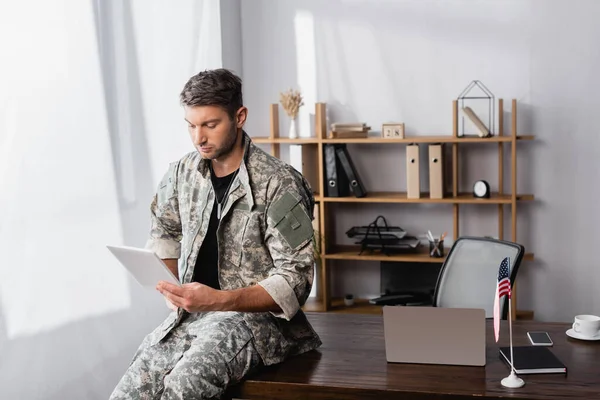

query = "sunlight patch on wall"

[
  {"left": 293, "top": 10, "right": 319, "bottom": 297},
  {"left": 0, "top": 0, "right": 130, "bottom": 340},
  {"left": 294, "top": 10, "right": 317, "bottom": 138}
]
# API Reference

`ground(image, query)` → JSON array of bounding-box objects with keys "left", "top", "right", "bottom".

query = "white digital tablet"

[{"left": 106, "top": 245, "right": 182, "bottom": 288}]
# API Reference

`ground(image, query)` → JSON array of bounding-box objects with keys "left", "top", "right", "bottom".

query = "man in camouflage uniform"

[{"left": 110, "top": 69, "right": 321, "bottom": 400}]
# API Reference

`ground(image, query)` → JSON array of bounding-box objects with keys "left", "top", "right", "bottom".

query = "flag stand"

[{"left": 501, "top": 288, "right": 525, "bottom": 388}]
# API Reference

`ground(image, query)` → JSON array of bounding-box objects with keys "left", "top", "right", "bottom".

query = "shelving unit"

[{"left": 257, "top": 100, "right": 534, "bottom": 319}]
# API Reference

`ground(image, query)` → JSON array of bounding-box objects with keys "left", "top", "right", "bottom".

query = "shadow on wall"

[
  {"left": 0, "top": 297, "right": 6, "bottom": 355},
  {"left": 301, "top": 0, "right": 530, "bottom": 129},
  {"left": 0, "top": 299, "right": 168, "bottom": 400},
  {"left": 0, "top": 1, "right": 168, "bottom": 399},
  {"left": 94, "top": 0, "right": 155, "bottom": 248}
]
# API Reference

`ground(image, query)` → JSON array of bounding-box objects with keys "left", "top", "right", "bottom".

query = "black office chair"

[{"left": 432, "top": 236, "right": 525, "bottom": 320}]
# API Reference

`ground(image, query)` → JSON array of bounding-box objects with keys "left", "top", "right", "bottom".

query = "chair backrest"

[{"left": 432, "top": 236, "right": 524, "bottom": 319}]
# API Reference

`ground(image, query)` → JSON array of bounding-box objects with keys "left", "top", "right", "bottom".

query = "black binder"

[
  {"left": 335, "top": 144, "right": 367, "bottom": 198},
  {"left": 324, "top": 144, "right": 350, "bottom": 197}
]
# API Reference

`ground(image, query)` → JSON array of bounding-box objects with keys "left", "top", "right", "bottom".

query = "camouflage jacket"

[{"left": 144, "top": 132, "right": 322, "bottom": 365}]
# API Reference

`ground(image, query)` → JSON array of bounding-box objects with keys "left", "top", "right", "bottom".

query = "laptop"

[{"left": 383, "top": 305, "right": 486, "bottom": 366}]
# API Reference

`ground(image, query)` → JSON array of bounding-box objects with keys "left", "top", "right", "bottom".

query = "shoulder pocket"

[
  {"left": 157, "top": 162, "right": 178, "bottom": 204},
  {"left": 268, "top": 192, "right": 313, "bottom": 250}
]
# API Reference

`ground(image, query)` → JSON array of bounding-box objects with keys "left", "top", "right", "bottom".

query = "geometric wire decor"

[{"left": 457, "top": 80, "right": 495, "bottom": 137}]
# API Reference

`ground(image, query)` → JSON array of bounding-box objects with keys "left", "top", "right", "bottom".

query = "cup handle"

[{"left": 573, "top": 322, "right": 580, "bottom": 333}]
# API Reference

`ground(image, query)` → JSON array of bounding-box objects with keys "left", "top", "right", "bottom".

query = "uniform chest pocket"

[
  {"left": 220, "top": 210, "right": 249, "bottom": 267},
  {"left": 268, "top": 192, "right": 313, "bottom": 250}
]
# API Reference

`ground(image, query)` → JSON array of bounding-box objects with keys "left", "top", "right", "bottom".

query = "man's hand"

[
  {"left": 165, "top": 297, "right": 178, "bottom": 311},
  {"left": 156, "top": 280, "right": 283, "bottom": 314},
  {"left": 156, "top": 281, "right": 223, "bottom": 313}
]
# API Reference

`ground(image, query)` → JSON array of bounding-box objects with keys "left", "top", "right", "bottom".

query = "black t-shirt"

[{"left": 192, "top": 167, "right": 237, "bottom": 289}]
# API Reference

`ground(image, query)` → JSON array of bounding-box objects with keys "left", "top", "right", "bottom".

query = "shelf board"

[
  {"left": 321, "top": 192, "right": 534, "bottom": 204},
  {"left": 516, "top": 310, "right": 535, "bottom": 320},
  {"left": 251, "top": 135, "right": 534, "bottom": 144},
  {"left": 325, "top": 245, "right": 446, "bottom": 263},
  {"left": 324, "top": 245, "right": 534, "bottom": 263},
  {"left": 329, "top": 298, "right": 383, "bottom": 314},
  {"left": 302, "top": 297, "right": 326, "bottom": 312},
  {"left": 252, "top": 137, "right": 319, "bottom": 144},
  {"left": 327, "top": 298, "right": 535, "bottom": 319},
  {"left": 322, "top": 135, "right": 534, "bottom": 144}
]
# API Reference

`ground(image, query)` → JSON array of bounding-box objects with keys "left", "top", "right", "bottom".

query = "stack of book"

[{"left": 329, "top": 122, "right": 370, "bottom": 138}]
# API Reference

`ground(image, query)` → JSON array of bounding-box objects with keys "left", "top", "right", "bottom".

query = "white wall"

[
  {"left": 221, "top": 0, "right": 243, "bottom": 74},
  {"left": 240, "top": 0, "right": 600, "bottom": 322},
  {"left": 0, "top": 1, "right": 221, "bottom": 398}
]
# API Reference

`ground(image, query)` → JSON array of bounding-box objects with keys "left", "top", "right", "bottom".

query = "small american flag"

[
  {"left": 497, "top": 257, "right": 511, "bottom": 299},
  {"left": 493, "top": 257, "right": 511, "bottom": 342}
]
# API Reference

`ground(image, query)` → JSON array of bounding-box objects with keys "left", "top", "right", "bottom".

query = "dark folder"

[
  {"left": 499, "top": 346, "right": 567, "bottom": 374},
  {"left": 324, "top": 144, "right": 349, "bottom": 197},
  {"left": 335, "top": 144, "right": 367, "bottom": 198}
]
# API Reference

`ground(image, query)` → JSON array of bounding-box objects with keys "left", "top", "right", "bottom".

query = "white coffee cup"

[{"left": 572, "top": 314, "right": 600, "bottom": 338}]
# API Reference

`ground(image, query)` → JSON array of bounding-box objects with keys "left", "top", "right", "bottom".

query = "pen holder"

[
  {"left": 429, "top": 239, "right": 444, "bottom": 258},
  {"left": 344, "top": 294, "right": 354, "bottom": 306}
]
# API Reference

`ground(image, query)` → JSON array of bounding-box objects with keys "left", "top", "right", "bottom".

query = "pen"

[{"left": 427, "top": 230, "right": 435, "bottom": 242}]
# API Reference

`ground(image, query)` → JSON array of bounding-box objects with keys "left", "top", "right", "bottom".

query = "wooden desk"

[{"left": 229, "top": 312, "right": 600, "bottom": 399}]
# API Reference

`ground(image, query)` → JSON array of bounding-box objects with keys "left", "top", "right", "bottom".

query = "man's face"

[{"left": 184, "top": 105, "right": 244, "bottom": 160}]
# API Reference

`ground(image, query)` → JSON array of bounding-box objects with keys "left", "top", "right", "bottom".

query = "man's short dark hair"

[{"left": 179, "top": 69, "right": 243, "bottom": 120}]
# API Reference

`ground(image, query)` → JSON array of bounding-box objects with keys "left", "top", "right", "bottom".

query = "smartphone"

[{"left": 527, "top": 331, "right": 553, "bottom": 346}]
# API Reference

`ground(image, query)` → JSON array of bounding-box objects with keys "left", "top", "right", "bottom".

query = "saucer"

[{"left": 566, "top": 328, "right": 600, "bottom": 341}]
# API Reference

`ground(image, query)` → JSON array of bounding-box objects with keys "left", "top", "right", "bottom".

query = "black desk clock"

[{"left": 473, "top": 180, "right": 490, "bottom": 198}]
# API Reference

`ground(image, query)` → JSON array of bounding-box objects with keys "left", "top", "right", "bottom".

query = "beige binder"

[
  {"left": 406, "top": 144, "right": 420, "bottom": 199},
  {"left": 429, "top": 144, "right": 444, "bottom": 199}
]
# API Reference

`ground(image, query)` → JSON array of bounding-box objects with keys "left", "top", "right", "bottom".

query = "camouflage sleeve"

[
  {"left": 259, "top": 175, "right": 315, "bottom": 321},
  {"left": 144, "top": 161, "right": 183, "bottom": 259}
]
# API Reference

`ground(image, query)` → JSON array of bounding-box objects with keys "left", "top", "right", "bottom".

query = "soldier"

[{"left": 110, "top": 69, "right": 321, "bottom": 400}]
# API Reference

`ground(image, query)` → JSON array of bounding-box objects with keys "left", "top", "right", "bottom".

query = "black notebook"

[{"left": 499, "top": 346, "right": 567, "bottom": 374}]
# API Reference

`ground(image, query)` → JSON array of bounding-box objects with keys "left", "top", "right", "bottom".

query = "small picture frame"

[{"left": 382, "top": 123, "right": 405, "bottom": 138}]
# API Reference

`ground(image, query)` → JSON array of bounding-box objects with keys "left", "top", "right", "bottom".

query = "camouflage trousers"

[{"left": 109, "top": 311, "right": 263, "bottom": 400}]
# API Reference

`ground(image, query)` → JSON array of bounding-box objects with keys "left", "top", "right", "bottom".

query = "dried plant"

[{"left": 279, "top": 88, "right": 304, "bottom": 119}]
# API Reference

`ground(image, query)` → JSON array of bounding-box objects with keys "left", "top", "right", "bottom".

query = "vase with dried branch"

[{"left": 279, "top": 88, "right": 304, "bottom": 138}]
